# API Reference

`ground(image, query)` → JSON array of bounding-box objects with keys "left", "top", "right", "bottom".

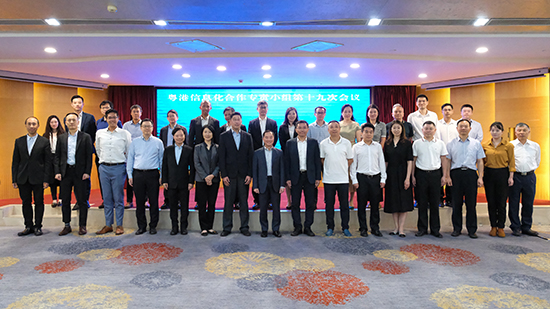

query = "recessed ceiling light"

[
  {"left": 182, "top": 73, "right": 191, "bottom": 78},
  {"left": 418, "top": 73, "right": 427, "bottom": 78},
  {"left": 153, "top": 20, "right": 167, "bottom": 26},
  {"left": 368, "top": 18, "right": 382, "bottom": 26},
  {"left": 261, "top": 65, "right": 271, "bottom": 70},
  {"left": 260, "top": 21, "right": 274, "bottom": 27},
  {"left": 476, "top": 47, "right": 488, "bottom": 53},
  {"left": 44, "top": 18, "right": 60, "bottom": 26},
  {"left": 292, "top": 40, "right": 343, "bottom": 52},
  {"left": 263, "top": 74, "right": 272, "bottom": 79},
  {"left": 350, "top": 63, "right": 360, "bottom": 69},
  {"left": 217, "top": 66, "right": 226, "bottom": 71},
  {"left": 473, "top": 18, "right": 490, "bottom": 26},
  {"left": 306, "top": 63, "right": 316, "bottom": 68},
  {"left": 100, "top": 74, "right": 110, "bottom": 79},
  {"left": 172, "top": 64, "right": 182, "bottom": 69},
  {"left": 44, "top": 47, "right": 57, "bottom": 53},
  {"left": 339, "top": 73, "right": 348, "bottom": 78}
]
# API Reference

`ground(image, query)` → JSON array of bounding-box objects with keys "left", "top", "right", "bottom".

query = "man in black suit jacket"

[
  {"left": 253, "top": 131, "right": 285, "bottom": 237},
  {"left": 219, "top": 112, "right": 254, "bottom": 236},
  {"left": 55, "top": 113, "right": 93, "bottom": 236},
  {"left": 189, "top": 100, "right": 221, "bottom": 146},
  {"left": 285, "top": 120, "right": 322, "bottom": 237},
  {"left": 12, "top": 116, "right": 51, "bottom": 236},
  {"left": 220, "top": 106, "right": 246, "bottom": 211}
]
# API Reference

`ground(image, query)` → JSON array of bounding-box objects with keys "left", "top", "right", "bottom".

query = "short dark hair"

[
  {"left": 441, "top": 103, "right": 453, "bottom": 110},
  {"left": 105, "top": 109, "right": 118, "bottom": 118},
  {"left": 231, "top": 112, "right": 242, "bottom": 119},
  {"left": 167, "top": 109, "right": 178, "bottom": 117},
  {"left": 71, "top": 95, "right": 84, "bottom": 103},
  {"left": 99, "top": 100, "right": 113, "bottom": 109},
  {"left": 130, "top": 104, "right": 142, "bottom": 112},
  {"left": 416, "top": 94, "right": 428, "bottom": 101},
  {"left": 140, "top": 118, "right": 153, "bottom": 126},
  {"left": 201, "top": 124, "right": 215, "bottom": 137},
  {"left": 257, "top": 100, "right": 268, "bottom": 107},
  {"left": 490, "top": 121, "right": 504, "bottom": 131},
  {"left": 315, "top": 106, "right": 326, "bottom": 113},
  {"left": 515, "top": 122, "right": 530, "bottom": 129},
  {"left": 422, "top": 120, "right": 436, "bottom": 127},
  {"left": 223, "top": 106, "right": 235, "bottom": 114},
  {"left": 361, "top": 122, "right": 375, "bottom": 132},
  {"left": 262, "top": 130, "right": 274, "bottom": 138},
  {"left": 25, "top": 116, "right": 39, "bottom": 126},
  {"left": 65, "top": 112, "right": 79, "bottom": 119},
  {"left": 295, "top": 120, "right": 308, "bottom": 128},
  {"left": 461, "top": 104, "right": 474, "bottom": 111},
  {"left": 328, "top": 120, "right": 340, "bottom": 127},
  {"left": 457, "top": 119, "right": 471, "bottom": 127},
  {"left": 172, "top": 127, "right": 184, "bottom": 136}
]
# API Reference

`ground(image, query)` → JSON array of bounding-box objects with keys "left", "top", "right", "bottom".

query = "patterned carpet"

[{"left": 0, "top": 226, "right": 549, "bottom": 308}]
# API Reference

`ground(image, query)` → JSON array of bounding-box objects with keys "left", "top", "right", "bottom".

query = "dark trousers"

[
  {"left": 95, "top": 154, "right": 104, "bottom": 199},
  {"left": 60, "top": 166, "right": 89, "bottom": 226},
  {"left": 508, "top": 172, "right": 536, "bottom": 232},
  {"left": 484, "top": 167, "right": 509, "bottom": 229},
  {"left": 223, "top": 176, "right": 250, "bottom": 232},
  {"left": 196, "top": 181, "right": 218, "bottom": 231},
  {"left": 126, "top": 178, "right": 134, "bottom": 203},
  {"left": 356, "top": 173, "right": 381, "bottom": 232},
  {"left": 18, "top": 182, "right": 44, "bottom": 229},
  {"left": 49, "top": 179, "right": 60, "bottom": 201},
  {"left": 259, "top": 177, "right": 281, "bottom": 232},
  {"left": 324, "top": 183, "right": 350, "bottom": 230},
  {"left": 168, "top": 186, "right": 189, "bottom": 230},
  {"left": 252, "top": 190, "right": 259, "bottom": 206},
  {"left": 415, "top": 169, "right": 442, "bottom": 233},
  {"left": 451, "top": 169, "right": 478, "bottom": 234},
  {"left": 133, "top": 170, "right": 160, "bottom": 230},
  {"left": 291, "top": 172, "right": 316, "bottom": 230}
]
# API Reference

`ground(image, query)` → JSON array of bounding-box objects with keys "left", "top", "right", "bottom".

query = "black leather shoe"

[
  {"left": 371, "top": 230, "right": 383, "bottom": 237},
  {"left": 72, "top": 204, "right": 79, "bottom": 211},
  {"left": 180, "top": 229, "right": 188, "bottom": 235},
  {"left": 34, "top": 229, "right": 43, "bottom": 236},
  {"left": 170, "top": 229, "right": 178, "bottom": 235},
  {"left": 415, "top": 230, "right": 428, "bottom": 237},
  {"left": 18, "top": 228, "right": 34, "bottom": 236},
  {"left": 220, "top": 230, "right": 231, "bottom": 237},
  {"left": 273, "top": 231, "right": 282, "bottom": 238},
  {"left": 451, "top": 231, "right": 461, "bottom": 237},
  {"left": 431, "top": 232, "right": 443, "bottom": 238},
  {"left": 291, "top": 228, "right": 302, "bottom": 236},
  {"left": 241, "top": 230, "right": 251, "bottom": 236},
  {"left": 135, "top": 228, "right": 146, "bottom": 235},
  {"left": 360, "top": 230, "right": 369, "bottom": 237},
  {"left": 522, "top": 229, "right": 539, "bottom": 236},
  {"left": 268, "top": 204, "right": 273, "bottom": 210},
  {"left": 160, "top": 204, "right": 169, "bottom": 209},
  {"left": 194, "top": 204, "right": 199, "bottom": 210},
  {"left": 468, "top": 233, "right": 478, "bottom": 239},
  {"left": 304, "top": 228, "right": 315, "bottom": 237},
  {"left": 234, "top": 203, "right": 240, "bottom": 210},
  {"left": 512, "top": 229, "right": 522, "bottom": 236},
  {"left": 261, "top": 231, "right": 268, "bottom": 237},
  {"left": 286, "top": 205, "right": 292, "bottom": 210},
  {"left": 252, "top": 204, "right": 260, "bottom": 210},
  {"left": 149, "top": 228, "right": 157, "bottom": 235},
  {"left": 98, "top": 203, "right": 104, "bottom": 209}
]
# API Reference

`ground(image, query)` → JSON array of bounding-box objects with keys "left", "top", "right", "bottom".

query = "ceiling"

[{"left": 1, "top": 0, "right": 550, "bottom": 87}]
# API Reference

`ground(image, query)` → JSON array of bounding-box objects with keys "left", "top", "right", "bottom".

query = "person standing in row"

[
  {"left": 55, "top": 113, "right": 93, "bottom": 236},
  {"left": 253, "top": 130, "right": 285, "bottom": 238},
  {"left": 307, "top": 106, "right": 330, "bottom": 210},
  {"left": 509, "top": 123, "right": 540, "bottom": 237},
  {"left": 279, "top": 107, "right": 299, "bottom": 210},
  {"left": 122, "top": 104, "right": 143, "bottom": 209},
  {"left": 339, "top": 104, "right": 361, "bottom": 210},
  {"left": 220, "top": 112, "right": 254, "bottom": 237},
  {"left": 286, "top": 120, "right": 322, "bottom": 237},
  {"left": 365, "top": 105, "right": 386, "bottom": 145},
  {"left": 95, "top": 109, "right": 132, "bottom": 235},
  {"left": 194, "top": 125, "right": 220, "bottom": 236},
  {"left": 384, "top": 121, "right": 414, "bottom": 237},
  {"left": 43, "top": 115, "right": 65, "bottom": 208},
  {"left": 321, "top": 121, "right": 353, "bottom": 237},
  {"left": 460, "top": 104, "right": 483, "bottom": 142},
  {"left": 386, "top": 104, "right": 414, "bottom": 141},
  {"left": 162, "top": 127, "right": 195, "bottom": 235},
  {"left": 437, "top": 103, "right": 459, "bottom": 208},
  {"left": 221, "top": 106, "right": 246, "bottom": 210},
  {"left": 12, "top": 116, "right": 51, "bottom": 236},
  {"left": 482, "top": 122, "right": 515, "bottom": 238},
  {"left": 189, "top": 100, "right": 220, "bottom": 146},
  {"left": 407, "top": 94, "right": 438, "bottom": 142},
  {"left": 447, "top": 119, "right": 485, "bottom": 238},
  {"left": 351, "top": 123, "right": 386, "bottom": 237}
]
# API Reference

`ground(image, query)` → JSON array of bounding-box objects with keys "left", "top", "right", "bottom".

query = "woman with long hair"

[
  {"left": 279, "top": 107, "right": 298, "bottom": 209},
  {"left": 43, "top": 115, "right": 65, "bottom": 208},
  {"left": 365, "top": 105, "right": 386, "bottom": 146},
  {"left": 339, "top": 104, "right": 361, "bottom": 209}
]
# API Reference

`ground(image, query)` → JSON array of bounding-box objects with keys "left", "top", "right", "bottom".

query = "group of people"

[{"left": 11, "top": 94, "right": 540, "bottom": 239}]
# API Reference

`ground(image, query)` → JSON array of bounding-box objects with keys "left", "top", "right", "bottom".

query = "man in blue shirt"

[{"left": 122, "top": 104, "right": 143, "bottom": 209}]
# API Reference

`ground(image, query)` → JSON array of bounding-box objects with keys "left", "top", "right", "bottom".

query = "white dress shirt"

[
  {"left": 259, "top": 117, "right": 267, "bottom": 135},
  {"left": 350, "top": 141, "right": 387, "bottom": 184},
  {"left": 437, "top": 118, "right": 458, "bottom": 145},
  {"left": 407, "top": 110, "right": 438, "bottom": 141},
  {"left": 320, "top": 136, "right": 353, "bottom": 184},
  {"left": 96, "top": 127, "right": 132, "bottom": 164},
  {"left": 412, "top": 137, "right": 448, "bottom": 171},
  {"left": 67, "top": 131, "right": 78, "bottom": 165},
  {"left": 467, "top": 119, "right": 484, "bottom": 142},
  {"left": 26, "top": 134, "right": 37, "bottom": 156},
  {"left": 49, "top": 133, "right": 57, "bottom": 153},
  {"left": 201, "top": 115, "right": 210, "bottom": 127},
  {"left": 264, "top": 147, "right": 273, "bottom": 176},
  {"left": 511, "top": 139, "right": 541, "bottom": 173},
  {"left": 297, "top": 138, "right": 308, "bottom": 171}
]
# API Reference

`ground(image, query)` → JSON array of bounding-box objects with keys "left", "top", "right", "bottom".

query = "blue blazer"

[
  {"left": 252, "top": 147, "right": 285, "bottom": 194},
  {"left": 248, "top": 117, "right": 278, "bottom": 150}
]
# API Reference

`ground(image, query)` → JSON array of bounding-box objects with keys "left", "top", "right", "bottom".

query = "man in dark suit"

[
  {"left": 221, "top": 106, "right": 246, "bottom": 211},
  {"left": 189, "top": 100, "right": 220, "bottom": 146},
  {"left": 219, "top": 112, "right": 254, "bottom": 237},
  {"left": 55, "top": 113, "right": 93, "bottom": 236},
  {"left": 248, "top": 100, "right": 278, "bottom": 209},
  {"left": 253, "top": 130, "right": 285, "bottom": 237},
  {"left": 12, "top": 116, "right": 51, "bottom": 236},
  {"left": 285, "top": 120, "right": 322, "bottom": 237}
]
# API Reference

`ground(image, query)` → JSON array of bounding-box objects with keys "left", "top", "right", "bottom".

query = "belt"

[
  {"left": 300, "top": 170, "right": 307, "bottom": 174},
  {"left": 359, "top": 173, "right": 380, "bottom": 178},
  {"left": 515, "top": 170, "right": 535, "bottom": 176},
  {"left": 417, "top": 169, "right": 439, "bottom": 173},
  {"left": 102, "top": 162, "right": 125, "bottom": 166},
  {"left": 451, "top": 167, "right": 473, "bottom": 172},
  {"left": 134, "top": 169, "right": 158, "bottom": 172},
  {"left": 67, "top": 164, "right": 76, "bottom": 169}
]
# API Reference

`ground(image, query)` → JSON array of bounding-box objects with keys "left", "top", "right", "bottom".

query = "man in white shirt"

[
  {"left": 407, "top": 94, "right": 438, "bottom": 141},
  {"left": 460, "top": 104, "right": 483, "bottom": 142},
  {"left": 437, "top": 103, "right": 459, "bottom": 208},
  {"left": 412, "top": 121, "right": 448, "bottom": 238},
  {"left": 320, "top": 121, "right": 354, "bottom": 237},
  {"left": 509, "top": 123, "right": 541, "bottom": 237},
  {"left": 350, "top": 123, "right": 386, "bottom": 237},
  {"left": 95, "top": 109, "right": 132, "bottom": 236}
]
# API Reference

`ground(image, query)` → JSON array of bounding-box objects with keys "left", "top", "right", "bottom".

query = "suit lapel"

[
  {"left": 23, "top": 137, "right": 31, "bottom": 159},
  {"left": 76, "top": 132, "right": 82, "bottom": 151}
]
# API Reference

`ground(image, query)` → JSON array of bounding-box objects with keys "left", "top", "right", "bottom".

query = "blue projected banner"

[{"left": 156, "top": 88, "right": 371, "bottom": 145}]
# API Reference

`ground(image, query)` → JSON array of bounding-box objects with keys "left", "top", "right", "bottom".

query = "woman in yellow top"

[
  {"left": 339, "top": 104, "right": 361, "bottom": 209},
  {"left": 482, "top": 121, "right": 515, "bottom": 238}
]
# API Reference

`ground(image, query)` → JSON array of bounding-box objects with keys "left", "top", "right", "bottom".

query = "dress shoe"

[
  {"left": 268, "top": 204, "right": 273, "bottom": 210},
  {"left": 343, "top": 229, "right": 352, "bottom": 237},
  {"left": 399, "top": 233, "right": 406, "bottom": 238},
  {"left": 51, "top": 201, "right": 58, "bottom": 208},
  {"left": 286, "top": 205, "right": 292, "bottom": 210},
  {"left": 522, "top": 229, "right": 539, "bottom": 237},
  {"left": 252, "top": 204, "right": 260, "bottom": 210},
  {"left": 241, "top": 230, "right": 251, "bottom": 237},
  {"left": 72, "top": 204, "right": 79, "bottom": 211},
  {"left": 170, "top": 228, "right": 179, "bottom": 235},
  {"left": 415, "top": 230, "right": 428, "bottom": 237},
  {"left": 124, "top": 202, "right": 133, "bottom": 209},
  {"left": 115, "top": 226, "right": 124, "bottom": 235},
  {"left": 59, "top": 226, "right": 72, "bottom": 236},
  {"left": 234, "top": 203, "right": 240, "bottom": 210},
  {"left": 98, "top": 203, "right": 104, "bottom": 209},
  {"left": 18, "top": 228, "right": 34, "bottom": 236},
  {"left": 431, "top": 232, "right": 443, "bottom": 238},
  {"left": 194, "top": 204, "right": 199, "bottom": 210},
  {"left": 273, "top": 231, "right": 282, "bottom": 238},
  {"left": 371, "top": 230, "right": 383, "bottom": 237},
  {"left": 220, "top": 230, "right": 231, "bottom": 237},
  {"left": 160, "top": 204, "right": 169, "bottom": 209},
  {"left": 96, "top": 226, "right": 113, "bottom": 235},
  {"left": 389, "top": 231, "right": 398, "bottom": 236},
  {"left": 291, "top": 228, "right": 302, "bottom": 236},
  {"left": 261, "top": 231, "right": 268, "bottom": 237},
  {"left": 304, "top": 228, "right": 315, "bottom": 237},
  {"left": 489, "top": 227, "right": 497, "bottom": 237},
  {"left": 208, "top": 229, "right": 218, "bottom": 235},
  {"left": 34, "top": 229, "right": 43, "bottom": 236},
  {"left": 360, "top": 230, "right": 369, "bottom": 237},
  {"left": 512, "top": 229, "right": 522, "bottom": 236},
  {"left": 325, "top": 229, "right": 334, "bottom": 236},
  {"left": 201, "top": 230, "right": 208, "bottom": 236},
  {"left": 451, "top": 231, "right": 461, "bottom": 237},
  {"left": 79, "top": 226, "right": 87, "bottom": 235},
  {"left": 468, "top": 233, "right": 478, "bottom": 239},
  {"left": 135, "top": 228, "right": 146, "bottom": 235},
  {"left": 497, "top": 228, "right": 506, "bottom": 238},
  {"left": 149, "top": 228, "right": 157, "bottom": 235},
  {"left": 180, "top": 229, "right": 188, "bottom": 235}
]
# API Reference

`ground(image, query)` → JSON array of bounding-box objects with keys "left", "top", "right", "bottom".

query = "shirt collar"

[
  {"left": 328, "top": 136, "right": 342, "bottom": 145},
  {"left": 421, "top": 137, "right": 436, "bottom": 143},
  {"left": 69, "top": 131, "right": 78, "bottom": 137},
  {"left": 201, "top": 115, "right": 209, "bottom": 121},
  {"left": 458, "top": 136, "right": 471, "bottom": 143},
  {"left": 264, "top": 146, "right": 273, "bottom": 151},
  {"left": 297, "top": 137, "right": 308, "bottom": 143},
  {"left": 488, "top": 139, "right": 505, "bottom": 147}
]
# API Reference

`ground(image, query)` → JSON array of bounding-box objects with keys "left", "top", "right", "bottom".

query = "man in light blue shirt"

[
  {"left": 127, "top": 118, "right": 164, "bottom": 235},
  {"left": 307, "top": 106, "right": 329, "bottom": 144},
  {"left": 460, "top": 104, "right": 483, "bottom": 142},
  {"left": 122, "top": 104, "right": 143, "bottom": 209}
]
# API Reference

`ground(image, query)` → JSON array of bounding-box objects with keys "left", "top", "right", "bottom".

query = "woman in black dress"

[
  {"left": 43, "top": 115, "right": 65, "bottom": 208},
  {"left": 384, "top": 121, "right": 414, "bottom": 237}
]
